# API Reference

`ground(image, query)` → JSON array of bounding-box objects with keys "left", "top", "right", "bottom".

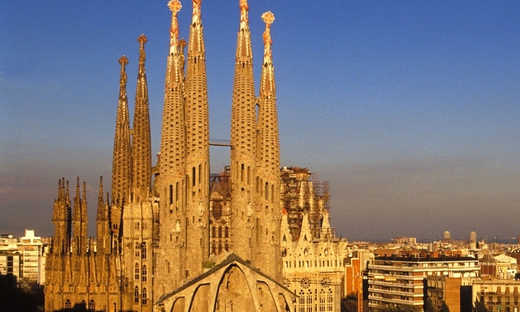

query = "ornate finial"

[
  {"left": 192, "top": 0, "right": 201, "bottom": 25},
  {"left": 179, "top": 39, "right": 187, "bottom": 51},
  {"left": 168, "top": 1, "right": 182, "bottom": 52},
  {"left": 138, "top": 34, "right": 147, "bottom": 64},
  {"left": 168, "top": 0, "right": 182, "bottom": 13},
  {"left": 239, "top": 0, "right": 249, "bottom": 29},
  {"left": 118, "top": 55, "right": 128, "bottom": 87},
  {"left": 262, "top": 12, "right": 275, "bottom": 59}
]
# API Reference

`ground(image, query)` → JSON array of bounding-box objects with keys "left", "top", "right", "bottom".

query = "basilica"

[{"left": 44, "top": 1, "right": 348, "bottom": 311}]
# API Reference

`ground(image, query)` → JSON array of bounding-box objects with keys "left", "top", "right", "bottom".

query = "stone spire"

[
  {"left": 96, "top": 176, "right": 110, "bottom": 254},
  {"left": 184, "top": 0, "right": 210, "bottom": 280},
  {"left": 132, "top": 35, "right": 152, "bottom": 202},
  {"left": 72, "top": 177, "right": 88, "bottom": 255},
  {"left": 111, "top": 56, "right": 132, "bottom": 205},
  {"left": 255, "top": 11, "right": 281, "bottom": 280},
  {"left": 257, "top": 12, "right": 279, "bottom": 176},
  {"left": 52, "top": 178, "right": 71, "bottom": 254},
  {"left": 230, "top": 0, "right": 257, "bottom": 263},
  {"left": 157, "top": 0, "right": 189, "bottom": 292}
]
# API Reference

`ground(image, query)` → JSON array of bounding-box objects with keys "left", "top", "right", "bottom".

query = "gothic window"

[
  {"left": 88, "top": 300, "right": 95, "bottom": 311},
  {"left": 142, "top": 288, "right": 148, "bottom": 305},
  {"left": 225, "top": 243, "right": 229, "bottom": 251},
  {"left": 135, "top": 242, "right": 140, "bottom": 257},
  {"left": 218, "top": 226, "right": 222, "bottom": 238},
  {"left": 142, "top": 265, "right": 147, "bottom": 282},
  {"left": 319, "top": 288, "right": 326, "bottom": 311},
  {"left": 65, "top": 299, "right": 71, "bottom": 309},
  {"left": 306, "top": 289, "right": 313, "bottom": 312},
  {"left": 134, "top": 263, "right": 139, "bottom": 280},
  {"left": 212, "top": 226, "right": 216, "bottom": 238},
  {"left": 113, "top": 303, "right": 117, "bottom": 312},
  {"left": 141, "top": 242, "right": 147, "bottom": 259},
  {"left": 134, "top": 286, "right": 139, "bottom": 303},
  {"left": 299, "top": 290, "right": 306, "bottom": 312},
  {"left": 326, "top": 288, "right": 333, "bottom": 311},
  {"left": 224, "top": 226, "right": 229, "bottom": 238}
]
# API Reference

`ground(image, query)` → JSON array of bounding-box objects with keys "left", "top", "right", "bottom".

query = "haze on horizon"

[{"left": 1, "top": 1, "right": 519, "bottom": 242}]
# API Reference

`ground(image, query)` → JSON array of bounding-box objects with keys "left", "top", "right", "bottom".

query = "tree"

[
  {"left": 424, "top": 297, "right": 436, "bottom": 312},
  {"left": 341, "top": 293, "right": 358, "bottom": 312},
  {"left": 473, "top": 299, "right": 489, "bottom": 312},
  {"left": 441, "top": 300, "right": 451, "bottom": 312}
]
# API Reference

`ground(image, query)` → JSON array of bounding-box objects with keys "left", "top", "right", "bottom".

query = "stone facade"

[{"left": 45, "top": 1, "right": 297, "bottom": 311}]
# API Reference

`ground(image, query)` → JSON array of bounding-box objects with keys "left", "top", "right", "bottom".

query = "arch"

[
  {"left": 256, "top": 281, "right": 278, "bottom": 312},
  {"left": 188, "top": 284, "right": 210, "bottom": 311},
  {"left": 171, "top": 297, "right": 185, "bottom": 312},
  {"left": 213, "top": 264, "right": 255, "bottom": 311}
]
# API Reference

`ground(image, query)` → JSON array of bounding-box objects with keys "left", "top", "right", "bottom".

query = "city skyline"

[{"left": 2, "top": 1, "right": 520, "bottom": 241}]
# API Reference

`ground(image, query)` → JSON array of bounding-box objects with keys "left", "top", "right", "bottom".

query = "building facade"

[
  {"left": 45, "top": 1, "right": 297, "bottom": 311},
  {"left": 367, "top": 254, "right": 480, "bottom": 312},
  {"left": 472, "top": 280, "right": 520, "bottom": 312}
]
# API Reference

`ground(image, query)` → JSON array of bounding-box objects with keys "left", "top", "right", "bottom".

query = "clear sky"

[{"left": 1, "top": 1, "right": 520, "bottom": 242}]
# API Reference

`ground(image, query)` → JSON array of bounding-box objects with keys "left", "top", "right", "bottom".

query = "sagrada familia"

[{"left": 44, "top": 1, "right": 347, "bottom": 311}]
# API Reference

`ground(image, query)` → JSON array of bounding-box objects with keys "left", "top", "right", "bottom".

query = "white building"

[{"left": 368, "top": 254, "right": 480, "bottom": 311}]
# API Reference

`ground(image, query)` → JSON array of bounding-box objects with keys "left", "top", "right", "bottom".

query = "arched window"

[
  {"left": 142, "top": 288, "right": 148, "bottom": 305},
  {"left": 134, "top": 263, "right": 139, "bottom": 280},
  {"left": 88, "top": 300, "right": 95, "bottom": 311},
  {"left": 141, "top": 242, "right": 147, "bottom": 259},
  {"left": 224, "top": 226, "right": 229, "bottom": 238},
  {"left": 326, "top": 288, "right": 333, "bottom": 311},
  {"left": 142, "top": 265, "right": 147, "bottom": 282},
  {"left": 65, "top": 299, "right": 71, "bottom": 309},
  {"left": 135, "top": 242, "right": 140, "bottom": 257},
  {"left": 134, "top": 286, "right": 139, "bottom": 303},
  {"left": 299, "top": 290, "right": 306, "bottom": 312}
]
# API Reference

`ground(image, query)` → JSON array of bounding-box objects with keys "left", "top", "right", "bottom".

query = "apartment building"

[
  {"left": 472, "top": 280, "right": 520, "bottom": 312},
  {"left": 367, "top": 254, "right": 480, "bottom": 311}
]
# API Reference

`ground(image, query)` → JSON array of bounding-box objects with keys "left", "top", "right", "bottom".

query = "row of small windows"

[
  {"left": 64, "top": 299, "right": 108, "bottom": 311},
  {"left": 211, "top": 242, "right": 229, "bottom": 255},
  {"left": 211, "top": 226, "right": 229, "bottom": 238},
  {"left": 285, "top": 259, "right": 341, "bottom": 269}
]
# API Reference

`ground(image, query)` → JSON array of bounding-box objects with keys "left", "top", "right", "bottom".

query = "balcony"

[{"left": 369, "top": 287, "right": 424, "bottom": 298}]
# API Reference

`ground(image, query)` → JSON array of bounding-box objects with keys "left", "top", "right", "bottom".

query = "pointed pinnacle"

[
  {"left": 239, "top": 0, "right": 249, "bottom": 30},
  {"left": 168, "top": 1, "right": 182, "bottom": 53},
  {"left": 138, "top": 34, "right": 147, "bottom": 64},
  {"left": 262, "top": 12, "right": 275, "bottom": 62},
  {"left": 192, "top": 0, "right": 202, "bottom": 25},
  {"left": 118, "top": 56, "right": 129, "bottom": 87}
]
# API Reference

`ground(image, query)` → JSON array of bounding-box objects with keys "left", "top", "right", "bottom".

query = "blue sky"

[{"left": 1, "top": 1, "right": 520, "bottom": 242}]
